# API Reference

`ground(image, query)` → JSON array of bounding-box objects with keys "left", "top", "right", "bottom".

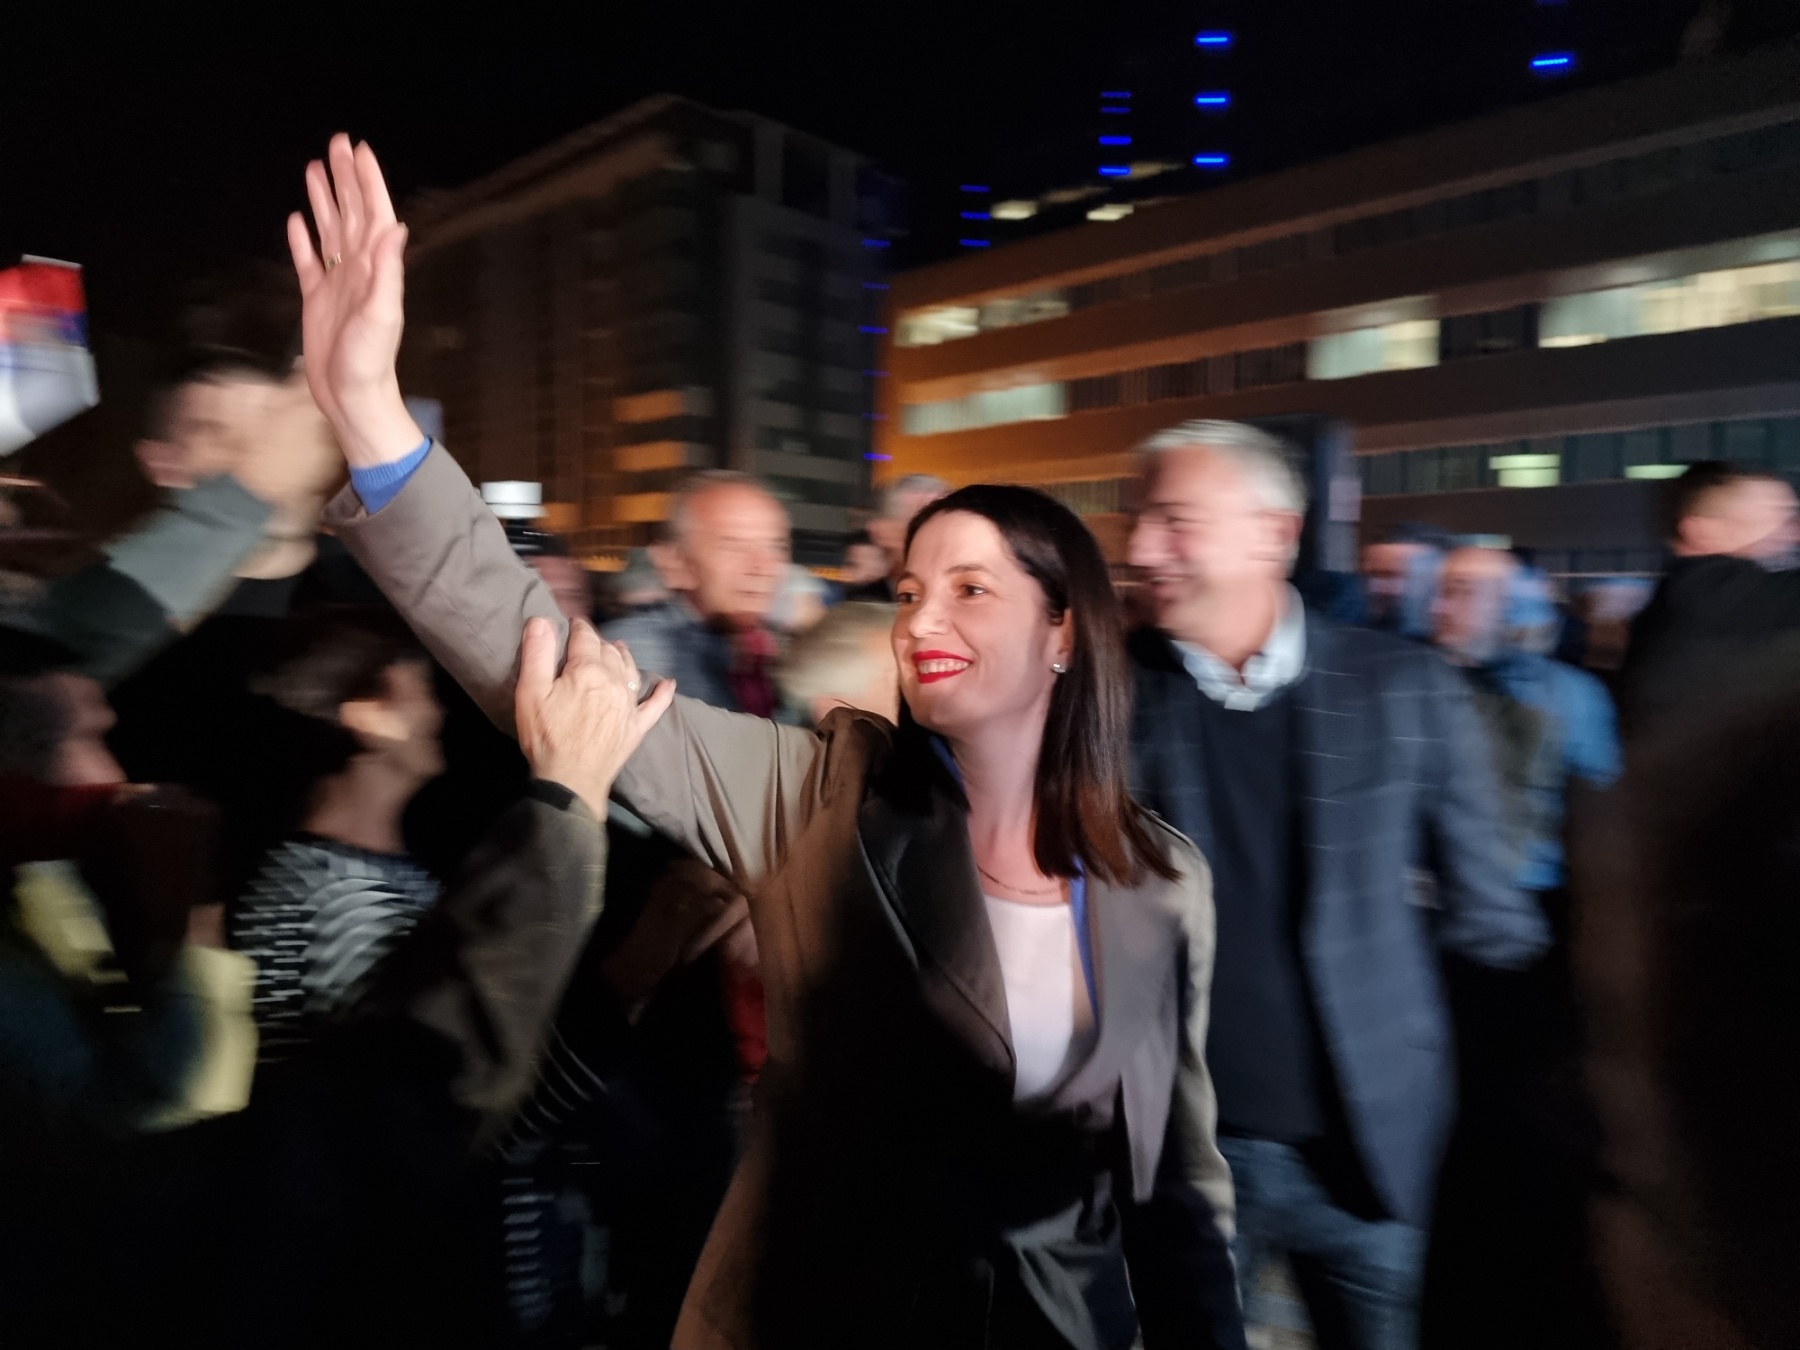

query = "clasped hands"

[{"left": 515, "top": 617, "right": 675, "bottom": 822}]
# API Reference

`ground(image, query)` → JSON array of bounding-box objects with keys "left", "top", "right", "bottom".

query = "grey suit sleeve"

[
  {"left": 28, "top": 474, "right": 272, "bottom": 686},
  {"left": 322, "top": 443, "right": 564, "bottom": 733},
  {"left": 100, "top": 474, "right": 272, "bottom": 627},
  {"left": 611, "top": 692, "right": 824, "bottom": 896},
  {"left": 1420, "top": 653, "right": 1551, "bottom": 969}
]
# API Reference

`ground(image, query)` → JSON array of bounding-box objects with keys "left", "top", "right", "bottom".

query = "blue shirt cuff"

[{"left": 349, "top": 438, "right": 432, "bottom": 514}]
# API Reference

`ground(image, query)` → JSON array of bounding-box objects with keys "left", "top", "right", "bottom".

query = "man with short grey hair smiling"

[{"left": 1124, "top": 419, "right": 1546, "bottom": 1350}]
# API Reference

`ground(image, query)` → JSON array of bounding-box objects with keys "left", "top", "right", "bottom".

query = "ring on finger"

[
  {"left": 323, "top": 253, "right": 343, "bottom": 272},
  {"left": 626, "top": 679, "right": 641, "bottom": 693}
]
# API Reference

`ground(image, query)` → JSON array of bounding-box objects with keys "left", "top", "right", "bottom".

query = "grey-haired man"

[
  {"left": 843, "top": 473, "right": 949, "bottom": 602},
  {"left": 1124, "top": 420, "right": 1548, "bottom": 1350}
]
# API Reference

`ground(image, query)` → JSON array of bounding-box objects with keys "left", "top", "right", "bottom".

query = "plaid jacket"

[{"left": 1129, "top": 615, "right": 1548, "bottom": 1226}]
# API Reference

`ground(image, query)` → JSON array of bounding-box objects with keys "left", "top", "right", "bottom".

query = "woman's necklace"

[{"left": 975, "top": 861, "right": 1063, "bottom": 897}]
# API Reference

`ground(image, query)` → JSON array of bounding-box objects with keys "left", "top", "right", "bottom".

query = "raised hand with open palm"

[{"left": 286, "top": 134, "right": 423, "bottom": 469}]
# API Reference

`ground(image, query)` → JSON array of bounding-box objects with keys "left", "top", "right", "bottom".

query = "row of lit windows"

[
  {"left": 898, "top": 341, "right": 1308, "bottom": 436},
  {"left": 1360, "top": 417, "right": 1800, "bottom": 497},
  {"left": 897, "top": 257, "right": 1800, "bottom": 436},
  {"left": 895, "top": 117, "right": 1800, "bottom": 348}
]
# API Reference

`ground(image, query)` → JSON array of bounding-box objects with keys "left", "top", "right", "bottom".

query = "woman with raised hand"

[{"left": 290, "top": 134, "right": 1244, "bottom": 1350}]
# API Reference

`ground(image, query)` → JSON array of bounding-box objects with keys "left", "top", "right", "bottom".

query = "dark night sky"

[{"left": 0, "top": 0, "right": 1739, "bottom": 345}]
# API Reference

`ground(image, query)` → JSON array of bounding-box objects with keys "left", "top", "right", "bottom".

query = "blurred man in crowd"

[
  {"left": 768, "top": 563, "right": 830, "bottom": 637},
  {"left": 605, "top": 470, "right": 789, "bottom": 714},
  {"left": 842, "top": 473, "right": 947, "bottom": 602},
  {"left": 838, "top": 528, "right": 889, "bottom": 595},
  {"left": 1580, "top": 648, "right": 1800, "bottom": 1350},
  {"left": 1432, "top": 547, "right": 1620, "bottom": 892},
  {"left": 501, "top": 523, "right": 592, "bottom": 624},
  {"left": 1126, "top": 420, "right": 1545, "bottom": 1350},
  {"left": 1361, "top": 521, "right": 1453, "bottom": 642},
  {"left": 103, "top": 347, "right": 357, "bottom": 895},
  {"left": 1621, "top": 461, "right": 1800, "bottom": 734},
  {"left": 1424, "top": 545, "right": 1620, "bottom": 1350}
]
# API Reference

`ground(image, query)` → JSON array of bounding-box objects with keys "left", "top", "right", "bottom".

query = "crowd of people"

[{"left": 4, "top": 134, "right": 1800, "bottom": 1350}]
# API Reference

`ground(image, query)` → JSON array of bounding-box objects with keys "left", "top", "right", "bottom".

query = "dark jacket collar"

[{"left": 857, "top": 726, "right": 1014, "bottom": 1080}]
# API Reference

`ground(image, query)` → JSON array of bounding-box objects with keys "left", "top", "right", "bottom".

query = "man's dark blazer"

[
  {"left": 1129, "top": 614, "right": 1550, "bottom": 1226},
  {"left": 1620, "top": 552, "right": 1800, "bottom": 736}
]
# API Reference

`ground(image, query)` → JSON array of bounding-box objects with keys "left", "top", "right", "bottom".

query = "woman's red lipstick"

[{"left": 911, "top": 650, "right": 972, "bottom": 684}]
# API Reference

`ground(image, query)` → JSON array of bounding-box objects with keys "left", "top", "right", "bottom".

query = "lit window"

[
  {"left": 899, "top": 383, "right": 1068, "bottom": 435},
  {"left": 1087, "top": 203, "right": 1135, "bottom": 221},
  {"left": 1490, "top": 453, "right": 1561, "bottom": 487},
  {"left": 896, "top": 305, "right": 980, "bottom": 347},
  {"left": 1625, "top": 464, "right": 1687, "bottom": 479},
  {"left": 1307, "top": 320, "right": 1441, "bottom": 380},
  {"left": 1540, "top": 259, "right": 1800, "bottom": 347},
  {"left": 981, "top": 290, "right": 1070, "bottom": 328},
  {"left": 992, "top": 200, "right": 1037, "bottom": 220},
  {"left": 896, "top": 290, "right": 1070, "bottom": 346}
]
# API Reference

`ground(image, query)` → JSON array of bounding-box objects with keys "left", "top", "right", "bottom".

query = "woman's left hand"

[{"left": 286, "top": 134, "right": 422, "bottom": 469}]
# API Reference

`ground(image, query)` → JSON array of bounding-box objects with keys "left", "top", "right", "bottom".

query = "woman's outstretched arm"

[{"left": 289, "top": 134, "right": 824, "bottom": 889}]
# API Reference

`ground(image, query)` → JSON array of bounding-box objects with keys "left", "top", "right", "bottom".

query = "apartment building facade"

[
  {"left": 399, "top": 96, "right": 902, "bottom": 564},
  {"left": 877, "top": 47, "right": 1800, "bottom": 578}
]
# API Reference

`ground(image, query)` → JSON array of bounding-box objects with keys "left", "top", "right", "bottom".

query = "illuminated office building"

[
  {"left": 398, "top": 95, "right": 902, "bottom": 563},
  {"left": 878, "top": 47, "right": 1800, "bottom": 577}
]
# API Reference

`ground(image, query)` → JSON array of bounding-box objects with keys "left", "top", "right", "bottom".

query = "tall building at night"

[
  {"left": 879, "top": 45, "right": 1800, "bottom": 577},
  {"left": 397, "top": 95, "right": 903, "bottom": 564}
]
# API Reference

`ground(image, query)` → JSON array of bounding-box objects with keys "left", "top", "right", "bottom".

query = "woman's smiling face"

[{"left": 893, "top": 510, "right": 1070, "bottom": 739}]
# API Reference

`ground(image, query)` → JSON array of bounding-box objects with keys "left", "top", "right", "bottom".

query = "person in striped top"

[{"left": 229, "top": 608, "right": 444, "bottom": 1057}]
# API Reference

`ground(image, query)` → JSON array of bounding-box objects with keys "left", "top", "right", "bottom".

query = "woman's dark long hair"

[{"left": 903, "top": 484, "right": 1177, "bottom": 887}]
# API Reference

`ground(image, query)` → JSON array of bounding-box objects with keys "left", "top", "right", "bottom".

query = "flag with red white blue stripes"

[{"left": 1, "top": 257, "right": 98, "bottom": 455}]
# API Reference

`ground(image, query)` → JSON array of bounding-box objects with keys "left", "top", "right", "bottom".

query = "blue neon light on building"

[
  {"left": 959, "top": 184, "right": 990, "bottom": 193},
  {"left": 959, "top": 239, "right": 991, "bottom": 248},
  {"left": 862, "top": 281, "right": 889, "bottom": 291},
  {"left": 1101, "top": 90, "right": 1131, "bottom": 98},
  {"left": 1100, "top": 106, "right": 1129, "bottom": 114},
  {"left": 1192, "top": 153, "right": 1229, "bottom": 168},
  {"left": 858, "top": 325, "right": 888, "bottom": 335},
  {"left": 1531, "top": 52, "right": 1574, "bottom": 71},
  {"left": 960, "top": 210, "right": 991, "bottom": 220},
  {"left": 862, "top": 239, "right": 891, "bottom": 249},
  {"left": 1098, "top": 135, "right": 1132, "bottom": 146},
  {"left": 1194, "top": 31, "right": 1233, "bottom": 47},
  {"left": 1193, "top": 92, "right": 1231, "bottom": 107},
  {"left": 1098, "top": 165, "right": 1131, "bottom": 177}
]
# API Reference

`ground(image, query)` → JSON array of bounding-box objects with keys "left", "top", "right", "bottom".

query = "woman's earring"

[{"left": 1051, "top": 662, "right": 1068, "bottom": 674}]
